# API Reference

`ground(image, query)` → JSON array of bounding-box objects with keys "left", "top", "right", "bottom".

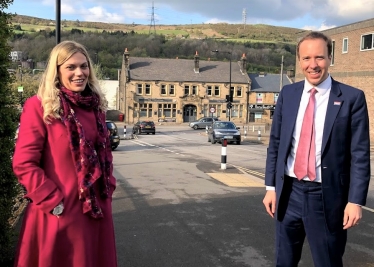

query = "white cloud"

[
  {"left": 9, "top": 0, "right": 374, "bottom": 29},
  {"left": 83, "top": 6, "right": 123, "bottom": 23}
]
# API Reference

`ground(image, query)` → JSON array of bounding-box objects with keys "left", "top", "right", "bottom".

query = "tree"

[{"left": 0, "top": 0, "right": 20, "bottom": 265}]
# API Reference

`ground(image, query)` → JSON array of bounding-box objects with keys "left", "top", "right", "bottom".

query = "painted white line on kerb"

[{"left": 363, "top": 206, "right": 374, "bottom": 213}]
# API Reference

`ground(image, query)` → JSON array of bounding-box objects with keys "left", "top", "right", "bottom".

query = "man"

[{"left": 263, "top": 31, "right": 371, "bottom": 267}]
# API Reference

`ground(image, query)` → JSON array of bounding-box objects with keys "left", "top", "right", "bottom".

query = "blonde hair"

[{"left": 37, "top": 40, "right": 107, "bottom": 122}]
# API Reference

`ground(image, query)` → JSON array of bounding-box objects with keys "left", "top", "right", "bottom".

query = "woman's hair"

[{"left": 37, "top": 40, "right": 107, "bottom": 122}]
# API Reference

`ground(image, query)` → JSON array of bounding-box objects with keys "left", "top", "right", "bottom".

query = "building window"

[
  {"left": 169, "top": 84, "right": 175, "bottom": 95},
  {"left": 361, "top": 33, "right": 374, "bottom": 50},
  {"left": 214, "top": 86, "right": 220, "bottom": 96},
  {"left": 342, "top": 38, "right": 348, "bottom": 53},
  {"left": 161, "top": 84, "right": 167, "bottom": 95},
  {"left": 137, "top": 84, "right": 143, "bottom": 95},
  {"left": 145, "top": 84, "right": 151, "bottom": 95},
  {"left": 274, "top": 93, "right": 279, "bottom": 104},
  {"left": 184, "top": 85, "right": 190, "bottom": 95},
  {"left": 231, "top": 104, "right": 243, "bottom": 118},
  {"left": 207, "top": 86, "right": 212, "bottom": 96},
  {"left": 237, "top": 86, "right": 242, "bottom": 97},
  {"left": 139, "top": 103, "right": 152, "bottom": 117},
  {"left": 256, "top": 93, "right": 263, "bottom": 103},
  {"left": 331, "top": 40, "right": 335, "bottom": 65},
  {"left": 192, "top": 85, "right": 197, "bottom": 95},
  {"left": 158, "top": 103, "right": 176, "bottom": 118}
]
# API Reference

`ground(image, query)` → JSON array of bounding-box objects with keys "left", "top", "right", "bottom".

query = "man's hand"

[
  {"left": 343, "top": 202, "right": 362, "bottom": 230},
  {"left": 263, "top": 190, "right": 276, "bottom": 218}
]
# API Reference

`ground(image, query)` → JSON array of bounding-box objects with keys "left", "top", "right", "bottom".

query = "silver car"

[
  {"left": 189, "top": 117, "right": 220, "bottom": 130},
  {"left": 207, "top": 121, "right": 241, "bottom": 145}
]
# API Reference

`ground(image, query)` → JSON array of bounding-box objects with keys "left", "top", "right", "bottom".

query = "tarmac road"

[{"left": 111, "top": 125, "right": 374, "bottom": 267}]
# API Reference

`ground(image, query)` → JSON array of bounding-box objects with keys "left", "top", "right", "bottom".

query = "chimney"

[
  {"left": 194, "top": 51, "right": 199, "bottom": 73},
  {"left": 123, "top": 48, "right": 130, "bottom": 69},
  {"left": 240, "top": 53, "right": 247, "bottom": 73}
]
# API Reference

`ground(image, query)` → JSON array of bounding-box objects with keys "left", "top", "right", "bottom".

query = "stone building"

[
  {"left": 248, "top": 72, "right": 293, "bottom": 122},
  {"left": 118, "top": 50, "right": 250, "bottom": 124},
  {"left": 295, "top": 18, "right": 374, "bottom": 139},
  {"left": 118, "top": 49, "right": 290, "bottom": 124}
]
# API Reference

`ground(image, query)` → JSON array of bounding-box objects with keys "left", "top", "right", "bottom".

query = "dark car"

[
  {"left": 189, "top": 117, "right": 220, "bottom": 130},
  {"left": 106, "top": 120, "right": 120, "bottom": 150},
  {"left": 207, "top": 121, "right": 241, "bottom": 145},
  {"left": 132, "top": 121, "right": 156, "bottom": 135}
]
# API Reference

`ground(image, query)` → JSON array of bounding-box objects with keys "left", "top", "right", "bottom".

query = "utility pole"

[
  {"left": 242, "top": 8, "right": 247, "bottom": 29},
  {"left": 56, "top": 0, "right": 61, "bottom": 44},
  {"left": 280, "top": 55, "right": 284, "bottom": 90},
  {"left": 149, "top": 2, "right": 156, "bottom": 34}
]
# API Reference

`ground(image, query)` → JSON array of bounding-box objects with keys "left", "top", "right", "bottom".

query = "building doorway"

[
  {"left": 249, "top": 113, "right": 255, "bottom": 122},
  {"left": 183, "top": 105, "right": 197, "bottom": 122}
]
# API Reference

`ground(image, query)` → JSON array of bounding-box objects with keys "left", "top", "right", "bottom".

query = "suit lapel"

[
  {"left": 321, "top": 79, "right": 343, "bottom": 155},
  {"left": 283, "top": 83, "right": 304, "bottom": 148}
]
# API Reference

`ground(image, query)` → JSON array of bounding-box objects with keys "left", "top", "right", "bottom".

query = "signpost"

[
  {"left": 209, "top": 106, "right": 216, "bottom": 118},
  {"left": 18, "top": 86, "right": 23, "bottom": 106}
]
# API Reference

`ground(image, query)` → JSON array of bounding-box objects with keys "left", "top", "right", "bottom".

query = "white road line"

[
  {"left": 363, "top": 206, "right": 374, "bottom": 213},
  {"left": 129, "top": 140, "right": 146, "bottom": 146},
  {"left": 132, "top": 140, "right": 156, "bottom": 147}
]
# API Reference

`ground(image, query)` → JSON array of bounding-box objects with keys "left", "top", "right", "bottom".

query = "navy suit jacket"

[{"left": 265, "top": 78, "right": 371, "bottom": 232}]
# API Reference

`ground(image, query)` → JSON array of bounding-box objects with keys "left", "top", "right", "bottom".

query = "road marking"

[
  {"left": 363, "top": 206, "right": 374, "bottom": 213},
  {"left": 130, "top": 140, "right": 146, "bottom": 146},
  {"left": 207, "top": 173, "right": 264, "bottom": 187},
  {"left": 232, "top": 165, "right": 265, "bottom": 178}
]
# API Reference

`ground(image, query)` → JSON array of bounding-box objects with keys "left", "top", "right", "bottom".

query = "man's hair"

[{"left": 296, "top": 31, "right": 332, "bottom": 59}]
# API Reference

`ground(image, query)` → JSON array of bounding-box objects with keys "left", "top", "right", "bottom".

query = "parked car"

[
  {"left": 132, "top": 121, "right": 156, "bottom": 135},
  {"left": 189, "top": 117, "right": 220, "bottom": 130},
  {"left": 207, "top": 121, "right": 241, "bottom": 145},
  {"left": 106, "top": 120, "right": 120, "bottom": 150}
]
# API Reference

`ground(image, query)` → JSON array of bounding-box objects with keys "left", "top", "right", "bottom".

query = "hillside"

[{"left": 11, "top": 14, "right": 302, "bottom": 44}]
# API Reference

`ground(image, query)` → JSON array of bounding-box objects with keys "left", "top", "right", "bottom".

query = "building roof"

[
  {"left": 248, "top": 73, "right": 292, "bottom": 92},
  {"left": 128, "top": 56, "right": 250, "bottom": 85}
]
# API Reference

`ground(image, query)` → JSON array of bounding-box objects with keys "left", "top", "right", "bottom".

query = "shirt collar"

[{"left": 304, "top": 75, "right": 331, "bottom": 96}]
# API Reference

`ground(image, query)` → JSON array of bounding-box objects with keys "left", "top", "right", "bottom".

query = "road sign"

[
  {"left": 209, "top": 107, "right": 216, "bottom": 113},
  {"left": 18, "top": 86, "right": 24, "bottom": 92}
]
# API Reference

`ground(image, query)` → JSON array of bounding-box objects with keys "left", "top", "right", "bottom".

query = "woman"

[{"left": 12, "top": 41, "right": 117, "bottom": 267}]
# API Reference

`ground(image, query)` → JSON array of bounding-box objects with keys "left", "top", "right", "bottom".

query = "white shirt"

[{"left": 266, "top": 75, "right": 331, "bottom": 190}]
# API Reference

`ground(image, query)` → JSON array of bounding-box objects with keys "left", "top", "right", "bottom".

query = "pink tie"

[{"left": 294, "top": 88, "right": 317, "bottom": 181}]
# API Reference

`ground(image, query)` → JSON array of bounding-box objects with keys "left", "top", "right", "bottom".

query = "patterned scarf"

[{"left": 59, "top": 86, "right": 111, "bottom": 219}]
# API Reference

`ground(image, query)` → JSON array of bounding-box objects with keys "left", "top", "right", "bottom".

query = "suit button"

[{"left": 281, "top": 176, "right": 284, "bottom": 180}]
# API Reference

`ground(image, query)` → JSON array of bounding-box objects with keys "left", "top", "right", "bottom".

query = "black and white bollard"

[
  {"left": 257, "top": 128, "right": 261, "bottom": 141},
  {"left": 124, "top": 125, "right": 127, "bottom": 138},
  {"left": 221, "top": 138, "right": 227, "bottom": 170}
]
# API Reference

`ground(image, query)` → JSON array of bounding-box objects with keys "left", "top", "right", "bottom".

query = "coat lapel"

[
  {"left": 321, "top": 79, "right": 343, "bottom": 155},
  {"left": 283, "top": 83, "right": 304, "bottom": 148}
]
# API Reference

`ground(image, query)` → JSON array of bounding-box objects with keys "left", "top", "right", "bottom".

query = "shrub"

[{"left": 0, "top": 0, "right": 21, "bottom": 265}]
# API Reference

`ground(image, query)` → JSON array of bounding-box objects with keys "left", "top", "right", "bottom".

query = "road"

[{"left": 111, "top": 124, "right": 374, "bottom": 267}]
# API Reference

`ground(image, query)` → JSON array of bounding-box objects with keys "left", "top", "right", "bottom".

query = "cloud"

[{"left": 10, "top": 0, "right": 374, "bottom": 29}]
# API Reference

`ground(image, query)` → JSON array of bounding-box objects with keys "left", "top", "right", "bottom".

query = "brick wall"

[{"left": 295, "top": 19, "right": 374, "bottom": 140}]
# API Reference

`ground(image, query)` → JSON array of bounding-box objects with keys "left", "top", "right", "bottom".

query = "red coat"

[{"left": 13, "top": 96, "right": 117, "bottom": 267}]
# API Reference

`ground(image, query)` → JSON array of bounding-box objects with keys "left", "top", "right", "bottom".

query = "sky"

[{"left": 5, "top": 0, "right": 374, "bottom": 31}]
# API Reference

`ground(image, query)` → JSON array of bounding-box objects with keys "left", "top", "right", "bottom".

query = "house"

[
  {"left": 295, "top": 18, "right": 374, "bottom": 139},
  {"left": 248, "top": 72, "right": 293, "bottom": 122},
  {"left": 118, "top": 50, "right": 251, "bottom": 124},
  {"left": 10, "top": 51, "right": 23, "bottom": 61},
  {"left": 117, "top": 49, "right": 294, "bottom": 124}
]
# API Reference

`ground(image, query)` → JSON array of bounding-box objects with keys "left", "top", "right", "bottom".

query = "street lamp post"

[{"left": 212, "top": 50, "right": 232, "bottom": 121}]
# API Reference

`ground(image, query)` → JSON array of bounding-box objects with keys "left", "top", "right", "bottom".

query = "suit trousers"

[{"left": 275, "top": 176, "right": 347, "bottom": 267}]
